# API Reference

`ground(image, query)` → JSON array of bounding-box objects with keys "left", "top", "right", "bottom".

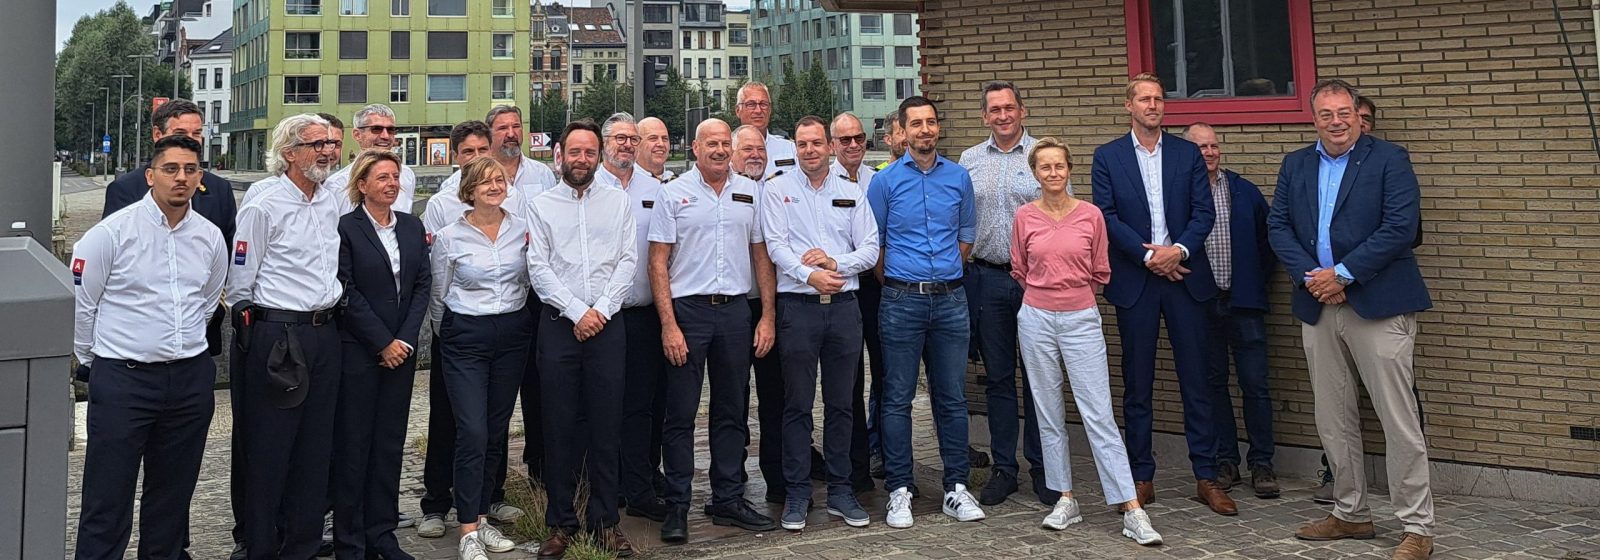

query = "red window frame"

[{"left": 1124, "top": 0, "right": 1317, "bottom": 126}]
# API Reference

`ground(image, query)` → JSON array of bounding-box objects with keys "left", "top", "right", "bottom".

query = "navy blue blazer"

[
  {"left": 1218, "top": 170, "right": 1276, "bottom": 312},
  {"left": 337, "top": 205, "right": 431, "bottom": 357},
  {"left": 1091, "top": 132, "right": 1218, "bottom": 308},
  {"left": 102, "top": 164, "right": 237, "bottom": 246},
  {"left": 1266, "top": 134, "right": 1431, "bottom": 324}
]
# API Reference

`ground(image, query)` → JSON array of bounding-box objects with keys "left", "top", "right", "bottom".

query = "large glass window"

[
  {"left": 859, "top": 14, "right": 881, "bottom": 34},
  {"left": 390, "top": 0, "right": 408, "bottom": 16},
  {"left": 340, "top": 0, "right": 366, "bottom": 15},
  {"left": 286, "top": 0, "right": 320, "bottom": 15},
  {"left": 644, "top": 5, "right": 671, "bottom": 23},
  {"left": 427, "top": 75, "right": 466, "bottom": 101},
  {"left": 339, "top": 31, "right": 367, "bottom": 60},
  {"left": 426, "top": 32, "right": 467, "bottom": 59},
  {"left": 894, "top": 46, "right": 913, "bottom": 68},
  {"left": 390, "top": 31, "right": 409, "bottom": 59},
  {"left": 427, "top": 0, "right": 464, "bottom": 17},
  {"left": 389, "top": 74, "right": 409, "bottom": 102},
  {"left": 862, "top": 79, "right": 885, "bottom": 100},
  {"left": 284, "top": 32, "right": 320, "bottom": 59},
  {"left": 491, "top": 0, "right": 513, "bottom": 17},
  {"left": 338, "top": 75, "right": 366, "bottom": 103},
  {"left": 491, "top": 75, "right": 514, "bottom": 100},
  {"left": 893, "top": 13, "right": 913, "bottom": 35},
  {"left": 860, "top": 47, "right": 883, "bottom": 68},
  {"left": 492, "top": 33, "right": 513, "bottom": 58},
  {"left": 1127, "top": 0, "right": 1316, "bottom": 124},
  {"left": 284, "top": 76, "right": 319, "bottom": 103}
]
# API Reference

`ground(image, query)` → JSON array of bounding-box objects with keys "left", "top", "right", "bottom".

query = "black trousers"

[
  {"left": 746, "top": 298, "right": 786, "bottom": 497},
  {"left": 662, "top": 297, "right": 752, "bottom": 507},
  {"left": 537, "top": 304, "right": 626, "bottom": 530},
  {"left": 852, "top": 274, "right": 883, "bottom": 486},
  {"left": 420, "top": 333, "right": 508, "bottom": 517},
  {"left": 75, "top": 355, "right": 215, "bottom": 560},
  {"left": 778, "top": 294, "right": 864, "bottom": 497},
  {"left": 519, "top": 312, "right": 545, "bottom": 481},
  {"left": 237, "top": 319, "right": 342, "bottom": 560},
  {"left": 331, "top": 340, "right": 415, "bottom": 559},
  {"left": 440, "top": 308, "right": 532, "bottom": 524},
  {"left": 619, "top": 305, "right": 667, "bottom": 505}
]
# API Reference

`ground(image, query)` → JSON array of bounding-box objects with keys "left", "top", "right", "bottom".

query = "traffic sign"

[{"left": 101, "top": 135, "right": 111, "bottom": 154}]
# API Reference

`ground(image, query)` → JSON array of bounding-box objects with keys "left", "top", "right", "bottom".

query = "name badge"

[
  {"left": 832, "top": 199, "right": 856, "bottom": 208},
  {"left": 775, "top": 158, "right": 796, "bottom": 168},
  {"left": 731, "top": 193, "right": 755, "bottom": 204},
  {"left": 642, "top": 200, "right": 655, "bottom": 209}
]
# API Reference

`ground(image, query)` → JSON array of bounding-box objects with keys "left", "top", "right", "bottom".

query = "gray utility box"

[{"left": 0, "top": 237, "right": 71, "bottom": 559}]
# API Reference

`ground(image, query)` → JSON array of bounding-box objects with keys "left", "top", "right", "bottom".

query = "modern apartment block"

[
  {"left": 751, "top": 0, "right": 921, "bottom": 134},
  {"left": 224, "top": 0, "right": 531, "bottom": 170}
]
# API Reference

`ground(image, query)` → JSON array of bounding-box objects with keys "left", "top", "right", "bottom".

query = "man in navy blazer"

[
  {"left": 1185, "top": 123, "right": 1281, "bottom": 500},
  {"left": 1091, "top": 73, "right": 1234, "bottom": 516},
  {"left": 1269, "top": 79, "right": 1435, "bottom": 560}
]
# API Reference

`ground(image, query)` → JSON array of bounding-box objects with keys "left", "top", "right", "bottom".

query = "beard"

[
  {"left": 606, "top": 151, "right": 635, "bottom": 169},
  {"left": 496, "top": 141, "right": 521, "bottom": 158},
  {"left": 304, "top": 161, "right": 334, "bottom": 184},
  {"left": 563, "top": 164, "right": 593, "bottom": 187}
]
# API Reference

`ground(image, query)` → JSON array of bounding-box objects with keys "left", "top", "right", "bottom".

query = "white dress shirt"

[
  {"left": 365, "top": 204, "right": 402, "bottom": 291},
  {"left": 73, "top": 194, "right": 228, "bottom": 366},
  {"left": 1130, "top": 130, "right": 1188, "bottom": 261},
  {"left": 648, "top": 167, "right": 765, "bottom": 298},
  {"left": 325, "top": 161, "right": 417, "bottom": 214},
  {"left": 424, "top": 171, "right": 468, "bottom": 238},
  {"left": 506, "top": 155, "right": 559, "bottom": 217},
  {"left": 526, "top": 181, "right": 638, "bottom": 323},
  {"left": 429, "top": 210, "right": 531, "bottom": 323},
  {"left": 765, "top": 133, "right": 798, "bottom": 177},
  {"left": 225, "top": 174, "right": 346, "bottom": 311},
  {"left": 594, "top": 165, "right": 664, "bottom": 308},
  {"left": 241, "top": 174, "right": 355, "bottom": 216},
  {"left": 830, "top": 159, "right": 876, "bottom": 188},
  {"left": 762, "top": 170, "right": 880, "bottom": 295}
]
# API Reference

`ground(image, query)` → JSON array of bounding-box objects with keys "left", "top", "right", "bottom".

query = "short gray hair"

[
  {"left": 736, "top": 82, "right": 770, "bottom": 106},
  {"left": 1309, "top": 79, "right": 1359, "bottom": 107},
  {"left": 732, "top": 124, "right": 763, "bottom": 149},
  {"left": 601, "top": 112, "right": 637, "bottom": 139},
  {"left": 353, "top": 104, "right": 395, "bottom": 129},
  {"left": 980, "top": 80, "right": 1023, "bottom": 111},
  {"left": 265, "top": 113, "right": 329, "bottom": 176},
  {"left": 484, "top": 104, "right": 523, "bottom": 127},
  {"left": 884, "top": 110, "right": 900, "bottom": 130}
]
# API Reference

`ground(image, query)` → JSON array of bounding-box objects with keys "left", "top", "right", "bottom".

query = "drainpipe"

[{"left": 1592, "top": 0, "right": 1599, "bottom": 83}]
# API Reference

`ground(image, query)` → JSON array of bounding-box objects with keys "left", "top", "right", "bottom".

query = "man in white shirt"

[
  {"left": 828, "top": 112, "right": 876, "bottom": 186},
  {"left": 735, "top": 81, "right": 797, "bottom": 177},
  {"left": 638, "top": 117, "right": 675, "bottom": 183},
  {"left": 323, "top": 104, "right": 417, "bottom": 213},
  {"left": 72, "top": 135, "right": 227, "bottom": 560},
  {"left": 225, "top": 113, "right": 350, "bottom": 559}
]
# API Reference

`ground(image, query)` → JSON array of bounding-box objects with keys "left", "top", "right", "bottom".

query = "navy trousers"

[
  {"left": 662, "top": 297, "right": 752, "bottom": 508},
  {"left": 1204, "top": 292, "right": 1276, "bottom": 468},
  {"left": 439, "top": 309, "right": 531, "bottom": 524},
  {"left": 619, "top": 305, "right": 667, "bottom": 505},
  {"left": 519, "top": 313, "right": 545, "bottom": 481},
  {"left": 855, "top": 274, "right": 884, "bottom": 470},
  {"left": 968, "top": 264, "right": 1045, "bottom": 478},
  {"left": 1115, "top": 275, "right": 1219, "bottom": 482},
  {"left": 778, "top": 294, "right": 864, "bottom": 497},
  {"left": 538, "top": 304, "right": 626, "bottom": 530},
  {"left": 747, "top": 298, "right": 787, "bottom": 498},
  {"left": 75, "top": 355, "right": 214, "bottom": 560},
  {"left": 331, "top": 341, "right": 415, "bottom": 559},
  {"left": 419, "top": 336, "right": 509, "bottom": 517}
]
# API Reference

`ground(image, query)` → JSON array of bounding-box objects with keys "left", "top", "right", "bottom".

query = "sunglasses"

[
  {"left": 361, "top": 125, "right": 399, "bottom": 135},
  {"left": 835, "top": 134, "right": 868, "bottom": 146}
]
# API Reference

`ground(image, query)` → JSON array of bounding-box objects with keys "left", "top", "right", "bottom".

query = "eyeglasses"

[
  {"left": 292, "top": 139, "right": 343, "bottom": 152},
  {"left": 361, "top": 125, "right": 398, "bottom": 135},
  {"left": 739, "top": 101, "right": 772, "bottom": 110},
  {"left": 836, "top": 134, "right": 868, "bottom": 146},
  {"left": 609, "top": 134, "right": 642, "bottom": 146},
  {"left": 155, "top": 164, "right": 202, "bottom": 177}
]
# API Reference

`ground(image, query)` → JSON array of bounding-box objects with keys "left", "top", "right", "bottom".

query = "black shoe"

[
  {"left": 1030, "top": 469, "right": 1060, "bottom": 505},
  {"left": 706, "top": 500, "right": 778, "bottom": 531},
  {"left": 659, "top": 505, "right": 689, "bottom": 544},
  {"left": 626, "top": 497, "right": 672, "bottom": 522},
  {"left": 1216, "top": 462, "right": 1241, "bottom": 490},
  {"left": 978, "top": 470, "right": 1018, "bottom": 506},
  {"left": 1250, "top": 464, "right": 1281, "bottom": 499},
  {"left": 869, "top": 453, "right": 886, "bottom": 479},
  {"left": 229, "top": 544, "right": 247, "bottom": 560},
  {"left": 968, "top": 446, "right": 990, "bottom": 468}
]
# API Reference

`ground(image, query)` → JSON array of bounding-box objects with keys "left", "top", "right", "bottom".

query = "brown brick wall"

[{"left": 920, "top": 0, "right": 1600, "bottom": 474}]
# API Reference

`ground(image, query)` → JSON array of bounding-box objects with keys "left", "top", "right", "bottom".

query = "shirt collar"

[
  {"left": 559, "top": 180, "right": 596, "bottom": 199},
  {"left": 1130, "top": 129, "right": 1163, "bottom": 155},
  {"left": 984, "top": 130, "right": 1035, "bottom": 154},
  {"left": 363, "top": 204, "right": 396, "bottom": 230},
  {"left": 1315, "top": 140, "right": 1353, "bottom": 162},
  {"left": 896, "top": 152, "right": 945, "bottom": 173},
  {"left": 139, "top": 191, "right": 197, "bottom": 230}
]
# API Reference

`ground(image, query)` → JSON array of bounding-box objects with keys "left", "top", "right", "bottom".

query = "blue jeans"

[
  {"left": 969, "top": 264, "right": 1044, "bottom": 478},
  {"left": 1205, "top": 293, "right": 1275, "bottom": 467},
  {"left": 879, "top": 284, "right": 972, "bottom": 492}
]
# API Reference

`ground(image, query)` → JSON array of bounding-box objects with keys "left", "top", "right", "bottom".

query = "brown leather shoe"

[
  {"left": 536, "top": 529, "right": 573, "bottom": 559},
  {"left": 602, "top": 526, "right": 636, "bottom": 558},
  {"left": 1135, "top": 480, "right": 1156, "bottom": 505},
  {"left": 1294, "top": 514, "right": 1376, "bottom": 541},
  {"left": 1392, "top": 533, "right": 1433, "bottom": 560},
  {"left": 1196, "top": 480, "right": 1238, "bottom": 516}
]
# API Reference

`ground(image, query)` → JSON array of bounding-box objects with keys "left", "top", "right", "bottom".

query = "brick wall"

[{"left": 919, "top": 0, "right": 1600, "bottom": 475}]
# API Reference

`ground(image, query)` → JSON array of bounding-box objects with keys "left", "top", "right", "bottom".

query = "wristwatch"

[{"left": 1335, "top": 275, "right": 1353, "bottom": 286}]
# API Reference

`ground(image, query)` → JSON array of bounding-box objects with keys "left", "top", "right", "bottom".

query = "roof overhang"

[{"left": 819, "top": 0, "right": 919, "bottom": 13}]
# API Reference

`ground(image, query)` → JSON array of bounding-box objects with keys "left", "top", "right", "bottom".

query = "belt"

[
  {"left": 883, "top": 277, "right": 963, "bottom": 294},
  {"left": 102, "top": 354, "right": 206, "bottom": 369},
  {"left": 679, "top": 294, "right": 740, "bottom": 305},
  {"left": 255, "top": 306, "right": 338, "bottom": 326},
  {"left": 779, "top": 292, "right": 857, "bottom": 305},
  {"left": 971, "top": 259, "right": 1012, "bottom": 272}
]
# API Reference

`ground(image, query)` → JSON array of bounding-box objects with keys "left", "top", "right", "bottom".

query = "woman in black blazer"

[{"left": 332, "top": 149, "right": 430, "bottom": 560}]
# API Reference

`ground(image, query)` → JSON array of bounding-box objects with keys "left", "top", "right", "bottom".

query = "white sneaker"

[
  {"left": 886, "top": 487, "right": 915, "bottom": 529},
  {"left": 1122, "top": 508, "right": 1163, "bottom": 546},
  {"left": 942, "top": 484, "right": 986, "bottom": 522},
  {"left": 476, "top": 522, "right": 516, "bottom": 553},
  {"left": 397, "top": 512, "right": 416, "bottom": 528},
  {"left": 322, "top": 512, "right": 334, "bottom": 543},
  {"left": 1042, "top": 496, "right": 1083, "bottom": 530},
  {"left": 458, "top": 532, "right": 489, "bottom": 560},
  {"left": 416, "top": 514, "right": 447, "bottom": 539},
  {"left": 486, "top": 501, "right": 525, "bottom": 524}
]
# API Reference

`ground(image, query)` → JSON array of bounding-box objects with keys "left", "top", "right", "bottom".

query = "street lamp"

[
  {"left": 100, "top": 86, "right": 111, "bottom": 178},
  {"left": 168, "top": 14, "right": 200, "bottom": 99},
  {"left": 113, "top": 74, "right": 133, "bottom": 174},
  {"left": 85, "top": 103, "right": 95, "bottom": 169},
  {"left": 129, "top": 53, "right": 154, "bottom": 166}
]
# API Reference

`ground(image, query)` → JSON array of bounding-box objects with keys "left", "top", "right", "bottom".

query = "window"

[
  {"left": 491, "top": 75, "right": 514, "bottom": 100},
  {"left": 1127, "top": 0, "right": 1315, "bottom": 124},
  {"left": 340, "top": 0, "right": 366, "bottom": 15},
  {"left": 390, "top": 0, "right": 408, "bottom": 16},
  {"left": 389, "top": 74, "right": 409, "bottom": 102},
  {"left": 338, "top": 75, "right": 366, "bottom": 103},
  {"left": 706, "top": 3, "right": 721, "bottom": 22},
  {"left": 713, "top": 58, "right": 722, "bottom": 79},
  {"left": 551, "top": 49, "right": 562, "bottom": 70},
  {"left": 643, "top": 4, "right": 671, "bottom": 23},
  {"left": 197, "top": 100, "right": 206, "bottom": 116},
  {"left": 211, "top": 102, "right": 222, "bottom": 123},
  {"left": 284, "top": 76, "right": 319, "bottom": 103},
  {"left": 813, "top": 20, "right": 822, "bottom": 41},
  {"left": 427, "top": 0, "right": 464, "bottom": 16},
  {"left": 285, "top": 32, "right": 320, "bottom": 59},
  {"left": 644, "top": 31, "right": 672, "bottom": 49},
  {"left": 340, "top": 31, "right": 367, "bottom": 60},
  {"left": 532, "top": 49, "right": 544, "bottom": 70},
  {"left": 492, "top": 33, "right": 513, "bottom": 58},
  {"left": 713, "top": 31, "right": 721, "bottom": 50},
  {"left": 893, "top": 13, "right": 913, "bottom": 35},
  {"left": 286, "top": 0, "right": 319, "bottom": 15},
  {"left": 681, "top": 3, "right": 701, "bottom": 22},
  {"left": 607, "top": 63, "right": 617, "bottom": 79},
  {"left": 390, "top": 31, "right": 409, "bottom": 59},
  {"left": 683, "top": 59, "right": 691, "bottom": 76},
  {"left": 697, "top": 31, "right": 706, "bottom": 50},
  {"left": 779, "top": 24, "right": 791, "bottom": 44},
  {"left": 682, "top": 31, "right": 692, "bottom": 49},
  {"left": 862, "top": 79, "right": 885, "bottom": 100},
  {"left": 896, "top": 78, "right": 914, "bottom": 100},
  {"left": 828, "top": 16, "right": 837, "bottom": 37},
  {"left": 426, "top": 32, "right": 467, "bottom": 59},
  {"left": 573, "top": 91, "right": 583, "bottom": 106},
  {"left": 730, "top": 25, "right": 748, "bottom": 45},
  {"left": 198, "top": 69, "right": 208, "bottom": 90},
  {"left": 573, "top": 64, "right": 584, "bottom": 84},
  {"left": 860, "top": 14, "right": 881, "bottom": 34},
  {"left": 894, "top": 46, "right": 913, "bottom": 68},
  {"left": 214, "top": 70, "right": 223, "bottom": 89},
  {"left": 491, "top": 0, "right": 512, "bottom": 16},
  {"left": 697, "top": 58, "right": 706, "bottom": 79},
  {"left": 731, "top": 55, "right": 748, "bottom": 77},
  {"left": 860, "top": 47, "right": 883, "bottom": 68},
  {"left": 427, "top": 75, "right": 465, "bottom": 101}
]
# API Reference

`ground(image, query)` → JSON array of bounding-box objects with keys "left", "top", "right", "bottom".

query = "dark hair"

[
  {"left": 151, "top": 98, "right": 203, "bottom": 133},
  {"left": 450, "top": 120, "right": 491, "bottom": 152},
  {"left": 317, "top": 112, "right": 346, "bottom": 130},
  {"left": 980, "top": 81, "right": 1023, "bottom": 111},
  {"left": 793, "top": 115, "right": 830, "bottom": 141},
  {"left": 559, "top": 119, "right": 602, "bottom": 149},
  {"left": 151, "top": 134, "right": 203, "bottom": 162},
  {"left": 896, "top": 96, "right": 938, "bottom": 127},
  {"left": 1356, "top": 95, "right": 1377, "bottom": 114},
  {"left": 1309, "top": 79, "right": 1359, "bottom": 107}
]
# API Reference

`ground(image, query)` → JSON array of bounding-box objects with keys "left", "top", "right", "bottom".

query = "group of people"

[{"left": 71, "top": 72, "right": 1436, "bottom": 560}]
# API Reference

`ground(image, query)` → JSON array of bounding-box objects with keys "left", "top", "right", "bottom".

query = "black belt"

[
  {"left": 883, "top": 277, "right": 963, "bottom": 294},
  {"left": 101, "top": 354, "right": 206, "bottom": 369},
  {"left": 679, "top": 294, "right": 740, "bottom": 305},
  {"left": 779, "top": 292, "right": 857, "bottom": 305},
  {"left": 971, "top": 259, "right": 1012, "bottom": 272},
  {"left": 255, "top": 307, "right": 338, "bottom": 326}
]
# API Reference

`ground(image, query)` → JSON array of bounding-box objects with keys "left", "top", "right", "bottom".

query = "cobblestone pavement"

[{"left": 64, "top": 369, "right": 1600, "bottom": 559}]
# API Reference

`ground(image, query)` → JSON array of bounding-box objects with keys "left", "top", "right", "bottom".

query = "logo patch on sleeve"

[
  {"left": 72, "top": 258, "right": 85, "bottom": 285},
  {"left": 233, "top": 241, "right": 249, "bottom": 265}
]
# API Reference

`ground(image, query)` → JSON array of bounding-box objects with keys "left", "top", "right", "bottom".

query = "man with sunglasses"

[
  {"left": 324, "top": 104, "right": 417, "bottom": 213},
  {"left": 735, "top": 82, "right": 797, "bottom": 177},
  {"left": 828, "top": 112, "right": 879, "bottom": 496}
]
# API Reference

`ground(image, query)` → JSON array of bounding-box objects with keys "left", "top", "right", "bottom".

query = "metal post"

[
  {"left": 129, "top": 54, "right": 151, "bottom": 166},
  {"left": 100, "top": 87, "right": 110, "bottom": 179},
  {"left": 85, "top": 103, "right": 94, "bottom": 169},
  {"left": 113, "top": 74, "right": 132, "bottom": 174},
  {"left": 631, "top": 0, "right": 644, "bottom": 118}
]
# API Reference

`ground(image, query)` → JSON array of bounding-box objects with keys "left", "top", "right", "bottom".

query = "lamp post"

[
  {"left": 100, "top": 86, "right": 111, "bottom": 179},
  {"left": 85, "top": 103, "right": 95, "bottom": 170},
  {"left": 113, "top": 74, "right": 133, "bottom": 173},
  {"left": 129, "top": 54, "right": 153, "bottom": 166},
  {"left": 170, "top": 14, "right": 199, "bottom": 99}
]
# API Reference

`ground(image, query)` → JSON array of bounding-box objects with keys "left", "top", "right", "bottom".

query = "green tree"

[
  {"left": 645, "top": 67, "right": 690, "bottom": 144},
  {"left": 527, "top": 88, "right": 567, "bottom": 143},
  {"left": 802, "top": 57, "right": 837, "bottom": 120},
  {"left": 571, "top": 70, "right": 634, "bottom": 127},
  {"left": 712, "top": 75, "right": 748, "bottom": 126},
  {"left": 771, "top": 59, "right": 805, "bottom": 137},
  {"left": 54, "top": 1, "right": 190, "bottom": 167}
]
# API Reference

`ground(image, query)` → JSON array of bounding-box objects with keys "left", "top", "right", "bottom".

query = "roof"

[
  {"left": 189, "top": 27, "right": 233, "bottom": 58},
  {"left": 566, "top": 6, "right": 625, "bottom": 47}
]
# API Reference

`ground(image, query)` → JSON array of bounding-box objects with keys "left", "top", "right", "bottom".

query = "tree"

[
  {"left": 571, "top": 70, "right": 634, "bottom": 127},
  {"left": 645, "top": 67, "right": 690, "bottom": 145},
  {"left": 712, "top": 75, "right": 748, "bottom": 126},
  {"left": 54, "top": 1, "right": 190, "bottom": 167},
  {"left": 771, "top": 59, "right": 805, "bottom": 138},
  {"left": 802, "top": 57, "right": 836, "bottom": 120},
  {"left": 528, "top": 88, "right": 567, "bottom": 143}
]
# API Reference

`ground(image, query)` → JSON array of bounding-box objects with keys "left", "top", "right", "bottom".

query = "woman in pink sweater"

[{"left": 1009, "top": 137, "right": 1161, "bottom": 545}]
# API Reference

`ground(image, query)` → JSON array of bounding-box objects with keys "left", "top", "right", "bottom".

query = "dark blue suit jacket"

[
  {"left": 1267, "top": 135, "right": 1431, "bottom": 324},
  {"left": 337, "top": 206, "right": 431, "bottom": 357},
  {"left": 1218, "top": 170, "right": 1276, "bottom": 312},
  {"left": 102, "top": 164, "right": 237, "bottom": 246},
  {"left": 1091, "top": 132, "right": 1218, "bottom": 308}
]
